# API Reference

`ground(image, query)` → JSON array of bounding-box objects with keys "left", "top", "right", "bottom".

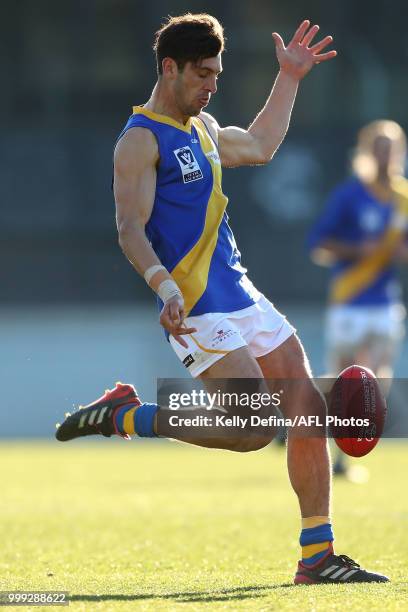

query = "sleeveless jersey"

[
  {"left": 308, "top": 178, "right": 408, "bottom": 306},
  {"left": 117, "top": 106, "right": 260, "bottom": 316}
]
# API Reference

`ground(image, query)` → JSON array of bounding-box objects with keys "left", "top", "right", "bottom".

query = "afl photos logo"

[{"left": 173, "top": 146, "right": 203, "bottom": 183}]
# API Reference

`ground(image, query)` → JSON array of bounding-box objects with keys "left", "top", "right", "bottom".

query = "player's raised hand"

[
  {"left": 159, "top": 294, "right": 197, "bottom": 348},
  {"left": 272, "top": 20, "right": 337, "bottom": 81}
]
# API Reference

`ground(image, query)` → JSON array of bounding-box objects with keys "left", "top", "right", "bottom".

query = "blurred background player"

[{"left": 308, "top": 119, "right": 408, "bottom": 476}]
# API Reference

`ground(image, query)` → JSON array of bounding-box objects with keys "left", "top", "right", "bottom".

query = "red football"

[{"left": 328, "top": 365, "right": 387, "bottom": 457}]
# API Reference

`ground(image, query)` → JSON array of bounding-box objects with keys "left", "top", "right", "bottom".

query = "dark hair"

[{"left": 153, "top": 13, "right": 225, "bottom": 75}]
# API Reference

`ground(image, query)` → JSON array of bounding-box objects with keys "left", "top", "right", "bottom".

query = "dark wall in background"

[{"left": 2, "top": 0, "right": 408, "bottom": 304}]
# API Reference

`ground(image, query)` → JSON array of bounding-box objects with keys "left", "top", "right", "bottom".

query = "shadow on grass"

[{"left": 70, "top": 583, "right": 295, "bottom": 603}]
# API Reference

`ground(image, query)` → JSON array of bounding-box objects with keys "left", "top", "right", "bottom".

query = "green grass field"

[{"left": 1, "top": 440, "right": 407, "bottom": 611}]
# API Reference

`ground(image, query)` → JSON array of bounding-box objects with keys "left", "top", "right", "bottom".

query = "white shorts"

[
  {"left": 326, "top": 304, "right": 406, "bottom": 348},
  {"left": 169, "top": 294, "right": 296, "bottom": 377}
]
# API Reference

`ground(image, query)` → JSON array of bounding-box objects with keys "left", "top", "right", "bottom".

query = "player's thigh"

[
  {"left": 256, "top": 333, "right": 312, "bottom": 379},
  {"left": 200, "top": 345, "right": 264, "bottom": 379},
  {"left": 356, "top": 334, "right": 398, "bottom": 377},
  {"left": 256, "top": 334, "right": 325, "bottom": 423},
  {"left": 201, "top": 346, "right": 277, "bottom": 449},
  {"left": 327, "top": 345, "right": 358, "bottom": 375},
  {"left": 329, "top": 335, "right": 397, "bottom": 376},
  {"left": 201, "top": 346, "right": 270, "bottom": 419}
]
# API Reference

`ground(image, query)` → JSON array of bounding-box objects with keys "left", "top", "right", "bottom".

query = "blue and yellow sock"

[
  {"left": 300, "top": 516, "right": 334, "bottom": 566},
  {"left": 114, "top": 403, "right": 159, "bottom": 437}
]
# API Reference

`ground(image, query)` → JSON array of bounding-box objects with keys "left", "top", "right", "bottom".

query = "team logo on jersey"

[{"left": 173, "top": 146, "right": 203, "bottom": 183}]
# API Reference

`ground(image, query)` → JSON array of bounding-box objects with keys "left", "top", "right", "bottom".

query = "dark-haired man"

[{"left": 57, "top": 14, "right": 388, "bottom": 584}]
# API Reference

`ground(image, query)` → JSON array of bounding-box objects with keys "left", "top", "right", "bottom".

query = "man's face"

[
  {"left": 372, "top": 135, "right": 393, "bottom": 170},
  {"left": 372, "top": 135, "right": 406, "bottom": 174},
  {"left": 173, "top": 55, "right": 222, "bottom": 117}
]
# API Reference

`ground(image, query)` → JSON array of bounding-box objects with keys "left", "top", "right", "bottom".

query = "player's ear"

[{"left": 162, "top": 57, "right": 179, "bottom": 79}]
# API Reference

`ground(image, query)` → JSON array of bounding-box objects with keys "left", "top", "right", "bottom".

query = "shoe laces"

[{"left": 336, "top": 554, "right": 360, "bottom": 569}]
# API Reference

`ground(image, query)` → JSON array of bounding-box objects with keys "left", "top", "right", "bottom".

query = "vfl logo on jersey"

[{"left": 174, "top": 146, "right": 203, "bottom": 183}]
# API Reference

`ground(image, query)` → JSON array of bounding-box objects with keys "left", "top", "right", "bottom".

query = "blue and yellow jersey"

[
  {"left": 117, "top": 107, "right": 260, "bottom": 316},
  {"left": 308, "top": 177, "right": 408, "bottom": 306}
]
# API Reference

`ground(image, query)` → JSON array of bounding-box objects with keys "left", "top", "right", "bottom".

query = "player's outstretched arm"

[
  {"left": 216, "top": 20, "right": 336, "bottom": 168},
  {"left": 114, "top": 128, "right": 196, "bottom": 347},
  {"left": 311, "top": 239, "right": 382, "bottom": 265}
]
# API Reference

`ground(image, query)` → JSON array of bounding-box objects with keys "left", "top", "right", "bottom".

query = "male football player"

[{"left": 56, "top": 14, "right": 388, "bottom": 584}]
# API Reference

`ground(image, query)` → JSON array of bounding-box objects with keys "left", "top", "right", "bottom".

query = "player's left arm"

[{"left": 213, "top": 20, "right": 336, "bottom": 168}]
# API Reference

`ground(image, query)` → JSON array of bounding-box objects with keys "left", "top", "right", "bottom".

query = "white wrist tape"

[
  {"left": 144, "top": 264, "right": 167, "bottom": 285},
  {"left": 157, "top": 279, "right": 182, "bottom": 304}
]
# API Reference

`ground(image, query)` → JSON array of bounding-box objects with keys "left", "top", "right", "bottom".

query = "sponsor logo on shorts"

[
  {"left": 192, "top": 351, "right": 211, "bottom": 368},
  {"left": 183, "top": 354, "right": 195, "bottom": 368},
  {"left": 211, "top": 329, "right": 238, "bottom": 348},
  {"left": 173, "top": 146, "right": 203, "bottom": 183}
]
